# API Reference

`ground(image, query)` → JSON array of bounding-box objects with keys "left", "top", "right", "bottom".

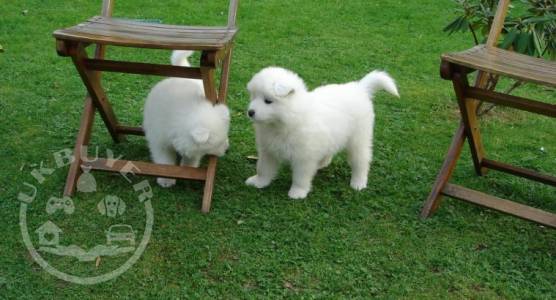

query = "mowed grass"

[{"left": 1, "top": 0, "right": 555, "bottom": 298}]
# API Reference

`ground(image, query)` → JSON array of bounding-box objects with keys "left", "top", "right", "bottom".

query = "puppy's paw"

[
  {"left": 350, "top": 177, "right": 367, "bottom": 191},
  {"left": 288, "top": 186, "right": 309, "bottom": 199},
  {"left": 180, "top": 157, "right": 201, "bottom": 168},
  {"left": 245, "top": 175, "right": 270, "bottom": 189},
  {"left": 157, "top": 178, "right": 176, "bottom": 188}
]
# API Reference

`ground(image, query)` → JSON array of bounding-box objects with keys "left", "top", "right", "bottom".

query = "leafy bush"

[{"left": 444, "top": 0, "right": 556, "bottom": 59}]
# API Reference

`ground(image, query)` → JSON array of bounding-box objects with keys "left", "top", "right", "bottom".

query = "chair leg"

[
  {"left": 200, "top": 51, "right": 218, "bottom": 102},
  {"left": 420, "top": 123, "right": 466, "bottom": 218},
  {"left": 201, "top": 156, "right": 218, "bottom": 213},
  {"left": 68, "top": 42, "right": 124, "bottom": 143},
  {"left": 64, "top": 97, "right": 95, "bottom": 196},
  {"left": 452, "top": 72, "right": 487, "bottom": 176},
  {"left": 198, "top": 50, "right": 223, "bottom": 212},
  {"left": 218, "top": 47, "right": 233, "bottom": 103},
  {"left": 197, "top": 47, "right": 235, "bottom": 212}
]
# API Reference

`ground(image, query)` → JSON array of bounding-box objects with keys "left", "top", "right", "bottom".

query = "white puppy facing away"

[
  {"left": 245, "top": 67, "right": 399, "bottom": 199},
  {"left": 143, "top": 51, "right": 230, "bottom": 188}
]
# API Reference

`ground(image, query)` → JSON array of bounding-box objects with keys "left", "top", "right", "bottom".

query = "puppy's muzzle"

[{"left": 247, "top": 109, "right": 255, "bottom": 118}]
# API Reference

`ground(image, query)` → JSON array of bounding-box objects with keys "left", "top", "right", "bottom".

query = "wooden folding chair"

[
  {"left": 53, "top": 0, "right": 239, "bottom": 213},
  {"left": 421, "top": 0, "right": 556, "bottom": 227}
]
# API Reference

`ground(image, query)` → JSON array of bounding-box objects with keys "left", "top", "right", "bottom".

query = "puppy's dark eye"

[{"left": 264, "top": 98, "right": 273, "bottom": 104}]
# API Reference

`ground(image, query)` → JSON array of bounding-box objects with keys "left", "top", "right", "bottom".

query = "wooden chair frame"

[
  {"left": 421, "top": 0, "right": 556, "bottom": 227},
  {"left": 54, "top": 0, "right": 239, "bottom": 213}
]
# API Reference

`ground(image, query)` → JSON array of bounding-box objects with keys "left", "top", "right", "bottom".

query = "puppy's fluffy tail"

[
  {"left": 359, "top": 71, "right": 399, "bottom": 98},
  {"left": 171, "top": 50, "right": 195, "bottom": 67}
]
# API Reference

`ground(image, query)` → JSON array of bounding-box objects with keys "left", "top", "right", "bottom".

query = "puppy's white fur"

[
  {"left": 245, "top": 67, "right": 399, "bottom": 199},
  {"left": 170, "top": 50, "right": 204, "bottom": 90},
  {"left": 143, "top": 51, "right": 230, "bottom": 188},
  {"left": 171, "top": 50, "right": 194, "bottom": 67}
]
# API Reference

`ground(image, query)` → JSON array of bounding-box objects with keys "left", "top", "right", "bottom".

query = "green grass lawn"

[{"left": 1, "top": 0, "right": 555, "bottom": 298}]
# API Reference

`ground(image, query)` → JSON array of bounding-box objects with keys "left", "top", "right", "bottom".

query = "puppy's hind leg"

[
  {"left": 180, "top": 155, "right": 202, "bottom": 168},
  {"left": 151, "top": 144, "right": 178, "bottom": 188},
  {"left": 246, "top": 150, "right": 280, "bottom": 189},
  {"left": 347, "top": 126, "right": 373, "bottom": 191},
  {"left": 288, "top": 159, "right": 319, "bottom": 199}
]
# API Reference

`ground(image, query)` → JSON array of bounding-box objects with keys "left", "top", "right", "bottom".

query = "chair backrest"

[
  {"left": 475, "top": 0, "right": 511, "bottom": 88},
  {"left": 485, "top": 0, "right": 511, "bottom": 48},
  {"left": 227, "top": 0, "right": 239, "bottom": 28},
  {"left": 100, "top": 0, "right": 239, "bottom": 27},
  {"left": 101, "top": 0, "right": 114, "bottom": 17}
]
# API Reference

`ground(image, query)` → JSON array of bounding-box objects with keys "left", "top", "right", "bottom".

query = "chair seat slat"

[{"left": 54, "top": 16, "right": 237, "bottom": 50}]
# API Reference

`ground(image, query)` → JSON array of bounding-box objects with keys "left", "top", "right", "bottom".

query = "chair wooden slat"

[
  {"left": 89, "top": 16, "right": 233, "bottom": 32},
  {"left": 62, "top": 25, "right": 228, "bottom": 41},
  {"left": 443, "top": 45, "right": 556, "bottom": 88},
  {"left": 83, "top": 158, "right": 208, "bottom": 181},
  {"left": 442, "top": 184, "right": 556, "bottom": 228}
]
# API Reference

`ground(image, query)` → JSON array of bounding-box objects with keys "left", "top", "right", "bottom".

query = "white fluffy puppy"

[
  {"left": 245, "top": 67, "right": 399, "bottom": 199},
  {"left": 143, "top": 51, "right": 230, "bottom": 188}
]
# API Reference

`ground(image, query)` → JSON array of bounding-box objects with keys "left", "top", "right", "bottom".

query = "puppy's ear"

[
  {"left": 273, "top": 82, "right": 294, "bottom": 98},
  {"left": 191, "top": 127, "right": 210, "bottom": 144}
]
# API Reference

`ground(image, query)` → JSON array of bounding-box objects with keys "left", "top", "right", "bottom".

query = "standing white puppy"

[
  {"left": 143, "top": 51, "right": 230, "bottom": 188},
  {"left": 245, "top": 67, "right": 399, "bottom": 199}
]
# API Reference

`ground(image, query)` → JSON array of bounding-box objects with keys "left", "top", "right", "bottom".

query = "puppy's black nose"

[{"left": 248, "top": 109, "right": 255, "bottom": 117}]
